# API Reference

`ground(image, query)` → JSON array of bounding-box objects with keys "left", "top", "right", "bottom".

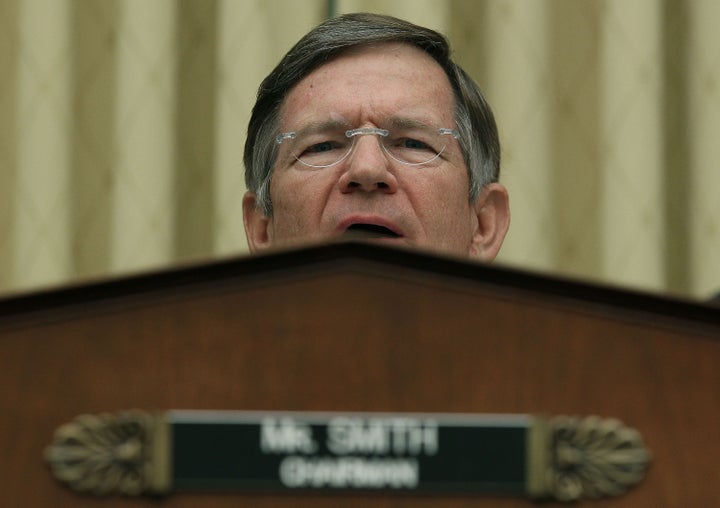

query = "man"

[{"left": 243, "top": 13, "right": 509, "bottom": 262}]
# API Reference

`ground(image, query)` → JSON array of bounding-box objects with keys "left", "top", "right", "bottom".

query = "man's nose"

[{"left": 338, "top": 135, "right": 398, "bottom": 193}]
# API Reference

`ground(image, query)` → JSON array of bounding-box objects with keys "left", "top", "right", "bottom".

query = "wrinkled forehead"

[{"left": 278, "top": 42, "right": 456, "bottom": 132}]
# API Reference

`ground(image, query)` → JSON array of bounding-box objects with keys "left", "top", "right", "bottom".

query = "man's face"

[{"left": 244, "top": 43, "right": 509, "bottom": 260}]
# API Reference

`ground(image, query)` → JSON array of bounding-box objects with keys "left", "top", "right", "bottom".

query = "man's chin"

[
  {"left": 332, "top": 227, "right": 410, "bottom": 247},
  {"left": 258, "top": 232, "right": 417, "bottom": 254}
]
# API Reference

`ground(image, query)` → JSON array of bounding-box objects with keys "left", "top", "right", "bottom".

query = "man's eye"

[
  {"left": 301, "top": 139, "right": 348, "bottom": 156},
  {"left": 399, "top": 138, "right": 433, "bottom": 151},
  {"left": 306, "top": 141, "right": 335, "bottom": 153}
]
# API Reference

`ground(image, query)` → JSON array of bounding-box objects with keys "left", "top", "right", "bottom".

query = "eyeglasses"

[{"left": 275, "top": 122, "right": 460, "bottom": 168}]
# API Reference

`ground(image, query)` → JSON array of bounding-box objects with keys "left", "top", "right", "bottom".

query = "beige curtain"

[{"left": 1, "top": 0, "right": 718, "bottom": 300}]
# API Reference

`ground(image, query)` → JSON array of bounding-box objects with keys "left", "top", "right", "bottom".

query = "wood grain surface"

[{"left": 1, "top": 244, "right": 718, "bottom": 507}]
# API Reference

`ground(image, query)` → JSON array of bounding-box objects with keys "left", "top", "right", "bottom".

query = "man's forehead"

[{"left": 278, "top": 43, "right": 455, "bottom": 131}]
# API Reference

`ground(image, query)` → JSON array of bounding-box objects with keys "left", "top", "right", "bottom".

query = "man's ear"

[
  {"left": 243, "top": 191, "right": 272, "bottom": 253},
  {"left": 468, "top": 183, "right": 510, "bottom": 261}
]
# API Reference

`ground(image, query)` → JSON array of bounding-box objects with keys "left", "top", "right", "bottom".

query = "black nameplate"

[{"left": 170, "top": 411, "right": 532, "bottom": 494}]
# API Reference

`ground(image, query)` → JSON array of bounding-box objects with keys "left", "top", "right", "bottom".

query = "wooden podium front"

[{"left": 1, "top": 243, "right": 718, "bottom": 507}]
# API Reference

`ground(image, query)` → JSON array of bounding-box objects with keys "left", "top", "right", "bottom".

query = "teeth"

[{"left": 345, "top": 224, "right": 399, "bottom": 238}]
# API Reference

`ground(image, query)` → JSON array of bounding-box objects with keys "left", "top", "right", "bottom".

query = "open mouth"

[{"left": 343, "top": 223, "right": 401, "bottom": 239}]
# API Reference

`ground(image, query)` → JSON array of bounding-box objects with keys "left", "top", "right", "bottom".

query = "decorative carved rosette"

[
  {"left": 44, "top": 411, "right": 169, "bottom": 496},
  {"left": 547, "top": 415, "right": 652, "bottom": 502}
]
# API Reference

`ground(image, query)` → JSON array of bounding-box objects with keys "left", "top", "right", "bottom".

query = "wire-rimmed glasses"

[{"left": 275, "top": 120, "right": 459, "bottom": 168}]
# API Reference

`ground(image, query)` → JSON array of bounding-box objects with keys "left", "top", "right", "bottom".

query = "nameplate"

[{"left": 170, "top": 411, "right": 531, "bottom": 493}]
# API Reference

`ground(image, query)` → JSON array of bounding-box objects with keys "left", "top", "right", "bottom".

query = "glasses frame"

[{"left": 275, "top": 125, "right": 460, "bottom": 168}]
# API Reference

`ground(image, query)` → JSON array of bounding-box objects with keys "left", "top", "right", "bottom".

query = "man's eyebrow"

[
  {"left": 384, "top": 116, "right": 438, "bottom": 130},
  {"left": 288, "top": 119, "right": 351, "bottom": 136},
  {"left": 285, "top": 116, "right": 444, "bottom": 136}
]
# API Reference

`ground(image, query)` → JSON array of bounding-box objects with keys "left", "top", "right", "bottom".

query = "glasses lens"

[
  {"left": 287, "top": 127, "right": 352, "bottom": 168},
  {"left": 382, "top": 125, "right": 451, "bottom": 165}
]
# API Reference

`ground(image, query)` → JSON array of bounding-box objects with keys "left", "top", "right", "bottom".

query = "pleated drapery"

[{"left": 1, "top": 0, "right": 719, "bottom": 300}]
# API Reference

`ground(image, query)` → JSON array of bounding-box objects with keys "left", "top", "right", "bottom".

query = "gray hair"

[{"left": 244, "top": 13, "right": 500, "bottom": 216}]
